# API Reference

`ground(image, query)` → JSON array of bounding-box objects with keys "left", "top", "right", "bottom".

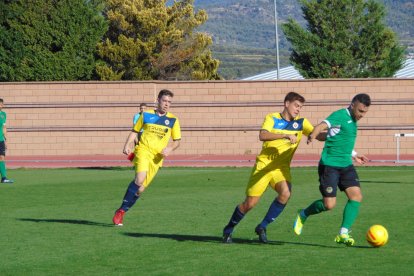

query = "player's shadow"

[
  {"left": 17, "top": 218, "right": 113, "bottom": 227},
  {"left": 123, "top": 232, "right": 340, "bottom": 248},
  {"left": 124, "top": 232, "right": 267, "bottom": 245}
]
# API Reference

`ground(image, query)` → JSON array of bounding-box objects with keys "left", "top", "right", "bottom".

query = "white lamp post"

[{"left": 274, "top": 0, "right": 280, "bottom": 79}]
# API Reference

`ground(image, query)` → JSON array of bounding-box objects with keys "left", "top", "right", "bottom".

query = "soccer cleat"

[
  {"left": 255, "top": 225, "right": 268, "bottom": 243},
  {"left": 335, "top": 233, "right": 355, "bottom": 246},
  {"left": 1, "top": 178, "right": 14, "bottom": 184},
  {"left": 293, "top": 209, "right": 306, "bottom": 235},
  {"left": 112, "top": 209, "right": 126, "bottom": 226},
  {"left": 222, "top": 233, "right": 233, "bottom": 243}
]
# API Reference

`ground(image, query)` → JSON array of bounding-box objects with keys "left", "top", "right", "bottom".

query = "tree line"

[
  {"left": 0, "top": 0, "right": 406, "bottom": 81},
  {"left": 0, "top": 0, "right": 220, "bottom": 81}
]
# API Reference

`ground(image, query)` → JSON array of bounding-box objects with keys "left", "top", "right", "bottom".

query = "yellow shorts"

[
  {"left": 132, "top": 148, "right": 164, "bottom": 188},
  {"left": 245, "top": 158, "right": 291, "bottom": 197}
]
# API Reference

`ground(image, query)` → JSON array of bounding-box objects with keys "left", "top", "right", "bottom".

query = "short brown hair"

[
  {"left": 158, "top": 89, "right": 174, "bottom": 100},
  {"left": 352, "top": 93, "right": 371, "bottom": 107},
  {"left": 284, "top": 92, "right": 305, "bottom": 104}
]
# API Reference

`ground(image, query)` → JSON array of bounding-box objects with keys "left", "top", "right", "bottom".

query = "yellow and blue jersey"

[
  {"left": 133, "top": 110, "right": 181, "bottom": 155},
  {"left": 258, "top": 113, "right": 313, "bottom": 166},
  {"left": 245, "top": 112, "right": 314, "bottom": 196}
]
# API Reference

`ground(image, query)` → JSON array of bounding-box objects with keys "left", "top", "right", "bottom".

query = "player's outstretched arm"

[
  {"left": 352, "top": 151, "right": 369, "bottom": 165},
  {"left": 308, "top": 122, "right": 328, "bottom": 144},
  {"left": 259, "top": 130, "right": 298, "bottom": 144},
  {"left": 123, "top": 131, "right": 138, "bottom": 155},
  {"left": 161, "top": 139, "right": 181, "bottom": 157},
  {"left": 315, "top": 131, "right": 327, "bottom": 141}
]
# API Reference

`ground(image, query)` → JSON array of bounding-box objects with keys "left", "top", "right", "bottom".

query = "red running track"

[{"left": 6, "top": 154, "right": 414, "bottom": 169}]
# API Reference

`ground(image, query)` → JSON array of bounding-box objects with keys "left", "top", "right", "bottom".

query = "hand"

[
  {"left": 123, "top": 147, "right": 131, "bottom": 155},
  {"left": 307, "top": 135, "right": 314, "bottom": 145},
  {"left": 161, "top": 147, "right": 173, "bottom": 157},
  {"left": 353, "top": 154, "right": 369, "bottom": 165},
  {"left": 285, "top": 134, "right": 298, "bottom": 144}
]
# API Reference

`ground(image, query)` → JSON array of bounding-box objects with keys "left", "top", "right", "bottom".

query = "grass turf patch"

[{"left": 0, "top": 166, "right": 412, "bottom": 275}]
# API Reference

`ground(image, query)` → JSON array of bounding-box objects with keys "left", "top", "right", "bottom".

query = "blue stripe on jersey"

[
  {"left": 273, "top": 117, "right": 304, "bottom": 131},
  {"left": 143, "top": 112, "right": 177, "bottom": 128}
]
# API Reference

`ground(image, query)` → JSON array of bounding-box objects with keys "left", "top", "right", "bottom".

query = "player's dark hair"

[
  {"left": 352, "top": 93, "right": 371, "bottom": 107},
  {"left": 0, "top": 98, "right": 3, "bottom": 103},
  {"left": 158, "top": 89, "right": 174, "bottom": 99},
  {"left": 139, "top": 103, "right": 147, "bottom": 107},
  {"left": 284, "top": 92, "right": 305, "bottom": 103}
]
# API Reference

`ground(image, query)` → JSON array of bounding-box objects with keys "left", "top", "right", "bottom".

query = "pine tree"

[
  {"left": 0, "top": 0, "right": 107, "bottom": 81},
  {"left": 96, "top": 0, "right": 220, "bottom": 80},
  {"left": 282, "top": 0, "right": 405, "bottom": 78}
]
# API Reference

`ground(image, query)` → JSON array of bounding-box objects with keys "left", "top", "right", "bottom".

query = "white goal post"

[{"left": 395, "top": 133, "right": 414, "bottom": 163}]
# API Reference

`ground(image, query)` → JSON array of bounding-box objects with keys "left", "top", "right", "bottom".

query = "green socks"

[
  {"left": 0, "top": 161, "right": 6, "bottom": 179},
  {"left": 341, "top": 200, "right": 361, "bottom": 230},
  {"left": 304, "top": 199, "right": 327, "bottom": 217},
  {"left": 302, "top": 199, "right": 360, "bottom": 233}
]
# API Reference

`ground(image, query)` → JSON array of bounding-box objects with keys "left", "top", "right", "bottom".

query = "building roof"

[
  {"left": 242, "top": 65, "right": 303, "bottom": 80},
  {"left": 394, "top": 58, "right": 414, "bottom": 78},
  {"left": 242, "top": 59, "right": 414, "bottom": 80}
]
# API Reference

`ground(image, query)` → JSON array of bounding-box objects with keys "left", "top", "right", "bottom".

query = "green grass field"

[{"left": 1, "top": 166, "right": 413, "bottom": 275}]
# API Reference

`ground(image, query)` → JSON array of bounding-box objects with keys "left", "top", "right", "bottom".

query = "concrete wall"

[{"left": 1, "top": 79, "right": 413, "bottom": 158}]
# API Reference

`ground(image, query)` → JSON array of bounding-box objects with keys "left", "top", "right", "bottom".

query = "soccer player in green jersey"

[
  {"left": 113, "top": 89, "right": 181, "bottom": 226},
  {"left": 293, "top": 93, "right": 370, "bottom": 246},
  {"left": 222, "top": 92, "right": 323, "bottom": 243},
  {"left": 0, "top": 99, "right": 14, "bottom": 184}
]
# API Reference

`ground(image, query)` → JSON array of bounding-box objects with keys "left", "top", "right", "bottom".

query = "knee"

[
  {"left": 351, "top": 195, "right": 362, "bottom": 202},
  {"left": 277, "top": 190, "right": 291, "bottom": 204},
  {"left": 240, "top": 201, "right": 255, "bottom": 213},
  {"left": 137, "top": 185, "right": 145, "bottom": 195},
  {"left": 135, "top": 176, "right": 145, "bottom": 186},
  {"left": 324, "top": 201, "right": 336, "bottom": 210},
  {"left": 346, "top": 186, "right": 363, "bottom": 202}
]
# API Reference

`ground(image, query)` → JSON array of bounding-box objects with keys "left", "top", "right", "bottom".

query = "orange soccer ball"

[{"left": 366, "top": 225, "right": 389, "bottom": 247}]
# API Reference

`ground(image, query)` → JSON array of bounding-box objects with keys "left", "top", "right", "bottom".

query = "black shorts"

[
  {"left": 318, "top": 163, "right": 360, "bottom": 197},
  {"left": 0, "top": 141, "right": 5, "bottom": 156}
]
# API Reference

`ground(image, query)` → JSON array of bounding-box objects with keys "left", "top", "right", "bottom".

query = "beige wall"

[{"left": 1, "top": 79, "right": 413, "bottom": 157}]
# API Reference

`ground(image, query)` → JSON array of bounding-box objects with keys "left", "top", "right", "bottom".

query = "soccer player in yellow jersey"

[
  {"left": 223, "top": 92, "right": 322, "bottom": 243},
  {"left": 113, "top": 89, "right": 181, "bottom": 226}
]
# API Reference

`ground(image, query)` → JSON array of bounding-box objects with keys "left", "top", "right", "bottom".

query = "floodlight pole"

[{"left": 274, "top": 0, "right": 280, "bottom": 79}]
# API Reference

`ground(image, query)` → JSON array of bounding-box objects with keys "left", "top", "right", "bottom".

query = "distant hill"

[{"left": 192, "top": 0, "right": 414, "bottom": 79}]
